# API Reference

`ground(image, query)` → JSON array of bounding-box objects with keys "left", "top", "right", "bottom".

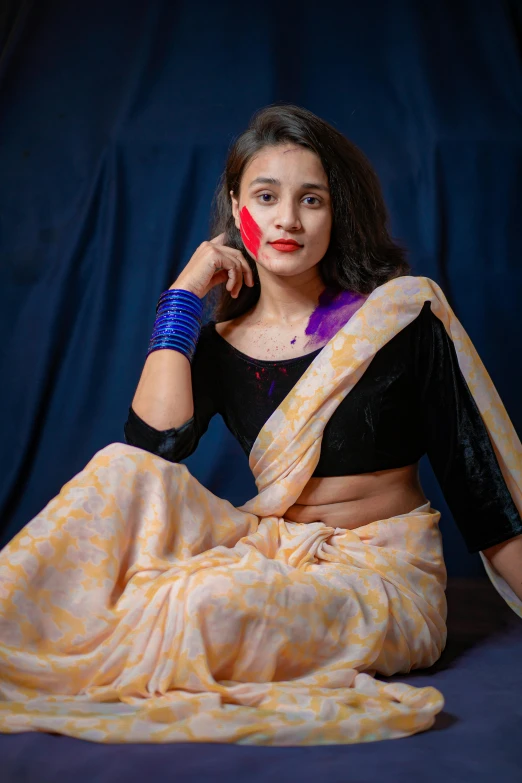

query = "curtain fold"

[{"left": 0, "top": 0, "right": 521, "bottom": 580}]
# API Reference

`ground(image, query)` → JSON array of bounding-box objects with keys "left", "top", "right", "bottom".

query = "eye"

[
  {"left": 303, "top": 196, "right": 320, "bottom": 206},
  {"left": 258, "top": 193, "right": 274, "bottom": 203}
]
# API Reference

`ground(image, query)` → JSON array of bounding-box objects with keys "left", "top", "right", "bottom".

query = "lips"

[
  {"left": 269, "top": 240, "right": 303, "bottom": 252},
  {"left": 269, "top": 239, "right": 302, "bottom": 247}
]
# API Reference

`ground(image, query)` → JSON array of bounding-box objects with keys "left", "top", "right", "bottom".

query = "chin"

[
  {"left": 259, "top": 251, "right": 317, "bottom": 273},
  {"left": 260, "top": 261, "right": 310, "bottom": 277}
]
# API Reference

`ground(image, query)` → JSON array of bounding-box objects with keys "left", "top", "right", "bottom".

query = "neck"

[{"left": 253, "top": 267, "right": 326, "bottom": 325}]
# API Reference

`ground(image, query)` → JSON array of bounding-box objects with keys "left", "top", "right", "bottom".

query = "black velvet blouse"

[{"left": 125, "top": 301, "right": 522, "bottom": 554}]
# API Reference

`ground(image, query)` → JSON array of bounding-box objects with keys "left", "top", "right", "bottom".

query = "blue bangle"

[
  {"left": 153, "top": 312, "right": 201, "bottom": 331},
  {"left": 157, "top": 297, "right": 202, "bottom": 314},
  {"left": 158, "top": 288, "right": 201, "bottom": 301},
  {"left": 149, "top": 326, "right": 198, "bottom": 351},
  {"left": 157, "top": 288, "right": 203, "bottom": 312},
  {"left": 147, "top": 338, "right": 197, "bottom": 360},
  {"left": 148, "top": 335, "right": 195, "bottom": 351},
  {"left": 147, "top": 288, "right": 203, "bottom": 362},
  {"left": 147, "top": 329, "right": 200, "bottom": 361},
  {"left": 154, "top": 311, "right": 202, "bottom": 330}
]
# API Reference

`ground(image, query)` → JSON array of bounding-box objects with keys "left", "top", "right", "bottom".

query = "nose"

[{"left": 274, "top": 197, "right": 302, "bottom": 231}]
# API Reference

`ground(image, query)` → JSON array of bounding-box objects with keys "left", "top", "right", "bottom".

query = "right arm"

[
  {"left": 125, "top": 233, "right": 254, "bottom": 457},
  {"left": 131, "top": 339, "right": 195, "bottom": 432}
]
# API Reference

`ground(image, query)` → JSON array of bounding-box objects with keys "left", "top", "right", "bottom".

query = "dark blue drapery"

[{"left": 1, "top": 0, "right": 521, "bottom": 577}]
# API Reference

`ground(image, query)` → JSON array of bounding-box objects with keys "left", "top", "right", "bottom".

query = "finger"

[
  {"left": 242, "top": 259, "right": 255, "bottom": 287},
  {"left": 210, "top": 250, "right": 244, "bottom": 294},
  {"left": 211, "top": 269, "right": 229, "bottom": 287},
  {"left": 226, "top": 265, "right": 239, "bottom": 297},
  {"left": 230, "top": 259, "right": 251, "bottom": 297},
  {"left": 216, "top": 246, "right": 255, "bottom": 287},
  {"left": 209, "top": 232, "right": 226, "bottom": 245}
]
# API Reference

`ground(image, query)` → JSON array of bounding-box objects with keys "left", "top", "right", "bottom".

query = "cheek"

[
  {"left": 239, "top": 206, "right": 262, "bottom": 259},
  {"left": 315, "top": 214, "right": 333, "bottom": 249}
]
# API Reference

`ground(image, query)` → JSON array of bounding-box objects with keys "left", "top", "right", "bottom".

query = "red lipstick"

[{"left": 269, "top": 239, "right": 303, "bottom": 253}]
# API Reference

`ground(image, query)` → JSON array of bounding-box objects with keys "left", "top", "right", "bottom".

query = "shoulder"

[
  {"left": 380, "top": 302, "right": 449, "bottom": 372},
  {"left": 376, "top": 276, "right": 452, "bottom": 329},
  {"left": 388, "top": 300, "right": 435, "bottom": 343},
  {"left": 404, "top": 301, "right": 450, "bottom": 352}
]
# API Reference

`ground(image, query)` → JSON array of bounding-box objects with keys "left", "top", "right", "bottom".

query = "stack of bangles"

[{"left": 147, "top": 288, "right": 203, "bottom": 363}]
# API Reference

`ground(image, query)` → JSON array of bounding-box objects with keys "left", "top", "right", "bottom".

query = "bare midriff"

[
  {"left": 284, "top": 463, "right": 428, "bottom": 529},
  {"left": 214, "top": 319, "right": 428, "bottom": 530}
]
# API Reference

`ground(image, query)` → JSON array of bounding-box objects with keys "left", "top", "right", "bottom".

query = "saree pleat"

[{"left": 0, "top": 276, "right": 520, "bottom": 745}]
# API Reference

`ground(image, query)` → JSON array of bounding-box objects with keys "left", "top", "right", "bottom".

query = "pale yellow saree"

[{"left": 0, "top": 276, "right": 520, "bottom": 745}]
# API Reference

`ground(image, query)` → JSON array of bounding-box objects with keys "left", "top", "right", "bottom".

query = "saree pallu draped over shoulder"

[{"left": 0, "top": 276, "right": 520, "bottom": 745}]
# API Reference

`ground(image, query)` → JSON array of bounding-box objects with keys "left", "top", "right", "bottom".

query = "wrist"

[
  {"left": 148, "top": 288, "right": 203, "bottom": 362},
  {"left": 169, "top": 279, "right": 203, "bottom": 298}
]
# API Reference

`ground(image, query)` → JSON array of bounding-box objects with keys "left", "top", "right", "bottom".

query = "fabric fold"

[
  {"left": 240, "top": 276, "right": 522, "bottom": 618},
  {"left": 0, "top": 275, "right": 519, "bottom": 745}
]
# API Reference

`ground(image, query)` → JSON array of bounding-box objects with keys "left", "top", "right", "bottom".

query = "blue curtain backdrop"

[{"left": 0, "top": 0, "right": 521, "bottom": 577}]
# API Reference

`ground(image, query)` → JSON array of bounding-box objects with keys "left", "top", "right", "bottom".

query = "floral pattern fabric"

[{"left": 0, "top": 276, "right": 520, "bottom": 745}]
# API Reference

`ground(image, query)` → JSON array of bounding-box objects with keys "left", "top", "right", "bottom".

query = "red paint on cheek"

[{"left": 239, "top": 206, "right": 262, "bottom": 259}]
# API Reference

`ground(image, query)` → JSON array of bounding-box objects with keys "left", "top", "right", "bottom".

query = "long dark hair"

[{"left": 206, "top": 103, "right": 410, "bottom": 323}]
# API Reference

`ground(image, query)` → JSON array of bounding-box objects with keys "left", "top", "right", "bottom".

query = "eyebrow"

[{"left": 248, "top": 176, "right": 329, "bottom": 193}]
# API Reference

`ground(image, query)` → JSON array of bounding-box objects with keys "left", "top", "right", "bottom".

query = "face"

[{"left": 230, "top": 144, "right": 332, "bottom": 278}]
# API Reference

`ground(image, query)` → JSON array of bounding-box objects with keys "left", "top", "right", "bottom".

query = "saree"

[{"left": 0, "top": 275, "right": 520, "bottom": 745}]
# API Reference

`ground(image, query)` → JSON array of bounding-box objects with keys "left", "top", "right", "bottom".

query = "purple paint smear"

[
  {"left": 304, "top": 287, "right": 367, "bottom": 348},
  {"left": 267, "top": 380, "right": 276, "bottom": 397}
]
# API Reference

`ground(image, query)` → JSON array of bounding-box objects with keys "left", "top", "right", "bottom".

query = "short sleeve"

[
  {"left": 415, "top": 302, "right": 522, "bottom": 553},
  {"left": 124, "top": 322, "right": 220, "bottom": 463}
]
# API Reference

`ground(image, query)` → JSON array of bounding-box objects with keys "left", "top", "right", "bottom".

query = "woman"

[{"left": 0, "top": 105, "right": 521, "bottom": 746}]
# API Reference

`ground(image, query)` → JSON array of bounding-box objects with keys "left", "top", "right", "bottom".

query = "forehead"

[{"left": 242, "top": 144, "right": 327, "bottom": 185}]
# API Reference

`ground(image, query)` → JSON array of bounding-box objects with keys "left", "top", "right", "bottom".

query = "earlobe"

[{"left": 230, "top": 190, "right": 240, "bottom": 228}]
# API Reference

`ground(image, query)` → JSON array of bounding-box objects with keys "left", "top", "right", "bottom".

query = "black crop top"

[{"left": 124, "top": 301, "right": 522, "bottom": 554}]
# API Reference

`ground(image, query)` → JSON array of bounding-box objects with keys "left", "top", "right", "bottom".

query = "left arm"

[
  {"left": 482, "top": 534, "right": 522, "bottom": 602},
  {"left": 417, "top": 303, "right": 522, "bottom": 558}
]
